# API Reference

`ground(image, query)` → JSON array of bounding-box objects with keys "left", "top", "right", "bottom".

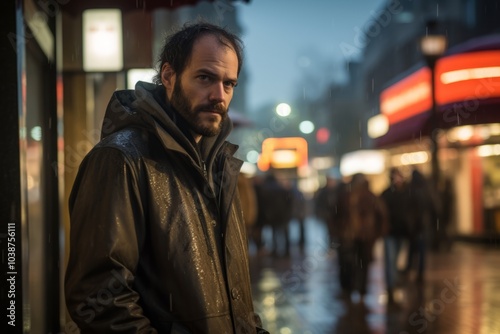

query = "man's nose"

[{"left": 209, "top": 82, "right": 226, "bottom": 103}]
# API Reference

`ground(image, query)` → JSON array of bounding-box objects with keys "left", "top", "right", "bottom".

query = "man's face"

[{"left": 162, "top": 34, "right": 239, "bottom": 141}]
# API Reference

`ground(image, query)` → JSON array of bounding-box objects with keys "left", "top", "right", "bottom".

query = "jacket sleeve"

[{"left": 65, "top": 147, "right": 156, "bottom": 333}]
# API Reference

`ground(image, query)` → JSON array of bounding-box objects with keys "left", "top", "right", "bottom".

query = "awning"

[
  {"left": 374, "top": 34, "right": 500, "bottom": 148},
  {"left": 439, "top": 97, "right": 500, "bottom": 128},
  {"left": 374, "top": 111, "right": 432, "bottom": 148},
  {"left": 373, "top": 97, "right": 500, "bottom": 149}
]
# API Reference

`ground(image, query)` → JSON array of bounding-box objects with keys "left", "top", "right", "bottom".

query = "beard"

[{"left": 169, "top": 78, "right": 228, "bottom": 137}]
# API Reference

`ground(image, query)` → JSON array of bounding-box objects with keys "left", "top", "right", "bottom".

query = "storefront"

[
  {"left": 369, "top": 34, "right": 500, "bottom": 239},
  {"left": 1, "top": 1, "right": 246, "bottom": 333}
]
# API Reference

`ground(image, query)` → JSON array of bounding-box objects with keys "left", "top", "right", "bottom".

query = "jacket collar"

[{"left": 102, "top": 81, "right": 235, "bottom": 170}]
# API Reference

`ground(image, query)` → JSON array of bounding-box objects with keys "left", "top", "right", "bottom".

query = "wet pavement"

[{"left": 248, "top": 217, "right": 500, "bottom": 334}]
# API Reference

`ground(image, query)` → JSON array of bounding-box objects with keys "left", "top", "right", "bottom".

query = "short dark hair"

[{"left": 153, "top": 22, "right": 244, "bottom": 85}]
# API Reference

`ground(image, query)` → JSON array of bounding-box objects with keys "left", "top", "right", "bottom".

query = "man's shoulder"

[{"left": 95, "top": 127, "right": 152, "bottom": 159}]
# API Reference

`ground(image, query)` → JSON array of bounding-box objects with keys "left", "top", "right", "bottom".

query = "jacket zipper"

[{"left": 202, "top": 160, "right": 208, "bottom": 179}]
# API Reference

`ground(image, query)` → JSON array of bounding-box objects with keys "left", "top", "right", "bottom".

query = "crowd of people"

[
  {"left": 239, "top": 171, "right": 307, "bottom": 257},
  {"left": 241, "top": 167, "right": 453, "bottom": 309},
  {"left": 314, "top": 168, "right": 451, "bottom": 307}
]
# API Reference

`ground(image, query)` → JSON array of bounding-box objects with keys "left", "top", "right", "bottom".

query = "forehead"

[{"left": 186, "top": 34, "right": 238, "bottom": 74}]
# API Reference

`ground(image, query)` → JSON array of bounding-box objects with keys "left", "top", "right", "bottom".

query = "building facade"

[
  {"left": 360, "top": 0, "right": 500, "bottom": 239},
  {"left": 1, "top": 1, "right": 249, "bottom": 333}
]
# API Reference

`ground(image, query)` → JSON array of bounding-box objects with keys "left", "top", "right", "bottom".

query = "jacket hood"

[{"left": 100, "top": 81, "right": 234, "bottom": 167}]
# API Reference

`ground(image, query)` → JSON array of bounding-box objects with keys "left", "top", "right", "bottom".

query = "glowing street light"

[
  {"left": 420, "top": 19, "right": 447, "bottom": 189},
  {"left": 276, "top": 103, "right": 291, "bottom": 117},
  {"left": 299, "top": 120, "right": 315, "bottom": 134}
]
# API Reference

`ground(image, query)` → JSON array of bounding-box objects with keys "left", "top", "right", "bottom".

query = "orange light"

[
  {"left": 380, "top": 67, "right": 432, "bottom": 124},
  {"left": 257, "top": 137, "right": 308, "bottom": 171},
  {"left": 436, "top": 50, "right": 500, "bottom": 105},
  {"left": 271, "top": 150, "right": 299, "bottom": 169}
]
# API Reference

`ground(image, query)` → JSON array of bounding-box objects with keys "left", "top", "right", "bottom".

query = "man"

[
  {"left": 379, "top": 168, "right": 412, "bottom": 304},
  {"left": 255, "top": 172, "right": 294, "bottom": 257},
  {"left": 314, "top": 175, "right": 343, "bottom": 247},
  {"left": 65, "top": 22, "right": 267, "bottom": 334},
  {"left": 405, "top": 169, "right": 439, "bottom": 283},
  {"left": 334, "top": 173, "right": 387, "bottom": 304}
]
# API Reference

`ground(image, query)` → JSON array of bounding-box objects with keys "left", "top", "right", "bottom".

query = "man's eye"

[
  {"left": 224, "top": 81, "right": 237, "bottom": 88},
  {"left": 198, "top": 75, "right": 211, "bottom": 82}
]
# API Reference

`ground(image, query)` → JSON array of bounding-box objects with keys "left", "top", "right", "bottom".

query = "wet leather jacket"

[{"left": 65, "top": 82, "right": 265, "bottom": 333}]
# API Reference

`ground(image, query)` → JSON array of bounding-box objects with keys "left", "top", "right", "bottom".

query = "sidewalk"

[{"left": 248, "top": 218, "right": 500, "bottom": 334}]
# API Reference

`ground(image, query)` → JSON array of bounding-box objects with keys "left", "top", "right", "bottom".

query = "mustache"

[{"left": 195, "top": 103, "right": 227, "bottom": 114}]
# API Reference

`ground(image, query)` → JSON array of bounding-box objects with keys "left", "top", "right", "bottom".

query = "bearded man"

[{"left": 65, "top": 22, "right": 267, "bottom": 334}]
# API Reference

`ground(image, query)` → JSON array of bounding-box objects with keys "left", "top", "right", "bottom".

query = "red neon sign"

[
  {"left": 380, "top": 50, "right": 500, "bottom": 124},
  {"left": 435, "top": 50, "right": 500, "bottom": 105},
  {"left": 380, "top": 67, "right": 432, "bottom": 124}
]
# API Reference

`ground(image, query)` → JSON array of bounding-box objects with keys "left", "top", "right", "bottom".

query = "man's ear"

[{"left": 161, "top": 63, "right": 176, "bottom": 93}]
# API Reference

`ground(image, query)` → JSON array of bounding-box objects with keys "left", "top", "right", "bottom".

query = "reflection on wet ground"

[{"left": 249, "top": 218, "right": 500, "bottom": 334}]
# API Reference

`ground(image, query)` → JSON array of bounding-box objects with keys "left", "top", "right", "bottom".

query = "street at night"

[{"left": 249, "top": 218, "right": 500, "bottom": 334}]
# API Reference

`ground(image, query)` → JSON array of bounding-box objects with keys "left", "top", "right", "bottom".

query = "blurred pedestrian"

[
  {"left": 334, "top": 173, "right": 388, "bottom": 304},
  {"left": 406, "top": 169, "right": 439, "bottom": 283},
  {"left": 249, "top": 175, "right": 265, "bottom": 252},
  {"left": 436, "top": 177, "right": 454, "bottom": 251},
  {"left": 252, "top": 175, "right": 267, "bottom": 252},
  {"left": 379, "top": 168, "right": 413, "bottom": 304},
  {"left": 292, "top": 183, "right": 307, "bottom": 251},
  {"left": 238, "top": 172, "right": 258, "bottom": 248},
  {"left": 255, "top": 172, "right": 294, "bottom": 256},
  {"left": 314, "top": 176, "right": 344, "bottom": 246}
]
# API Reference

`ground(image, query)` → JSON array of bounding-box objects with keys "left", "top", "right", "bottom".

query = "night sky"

[{"left": 236, "top": 0, "right": 388, "bottom": 111}]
